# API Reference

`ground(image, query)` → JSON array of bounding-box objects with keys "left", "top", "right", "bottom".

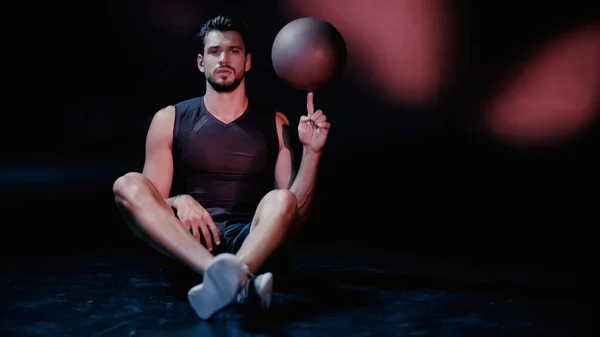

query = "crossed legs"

[{"left": 112, "top": 172, "right": 298, "bottom": 275}]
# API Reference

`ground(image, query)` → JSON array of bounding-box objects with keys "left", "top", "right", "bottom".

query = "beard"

[{"left": 206, "top": 68, "right": 245, "bottom": 93}]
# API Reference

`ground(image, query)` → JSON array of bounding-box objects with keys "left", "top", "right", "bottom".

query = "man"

[{"left": 112, "top": 15, "right": 330, "bottom": 320}]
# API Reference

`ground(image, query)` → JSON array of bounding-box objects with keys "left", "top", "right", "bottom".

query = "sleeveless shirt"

[{"left": 170, "top": 96, "right": 279, "bottom": 217}]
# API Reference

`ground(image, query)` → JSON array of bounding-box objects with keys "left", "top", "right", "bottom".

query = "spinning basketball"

[{"left": 272, "top": 17, "right": 347, "bottom": 91}]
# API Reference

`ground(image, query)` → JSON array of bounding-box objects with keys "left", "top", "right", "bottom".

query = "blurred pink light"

[{"left": 485, "top": 23, "right": 600, "bottom": 148}]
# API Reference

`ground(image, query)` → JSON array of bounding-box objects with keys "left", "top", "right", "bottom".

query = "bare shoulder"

[
  {"left": 275, "top": 111, "right": 291, "bottom": 140},
  {"left": 275, "top": 111, "right": 293, "bottom": 151},
  {"left": 148, "top": 106, "right": 176, "bottom": 133},
  {"left": 152, "top": 105, "right": 176, "bottom": 125},
  {"left": 147, "top": 105, "right": 176, "bottom": 147},
  {"left": 275, "top": 111, "right": 290, "bottom": 126}
]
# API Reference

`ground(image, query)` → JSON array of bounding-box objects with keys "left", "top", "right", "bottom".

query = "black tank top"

[{"left": 170, "top": 96, "right": 279, "bottom": 217}]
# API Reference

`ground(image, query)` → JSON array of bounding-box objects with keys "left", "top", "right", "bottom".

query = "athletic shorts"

[
  {"left": 203, "top": 212, "right": 254, "bottom": 256},
  {"left": 170, "top": 208, "right": 254, "bottom": 255}
]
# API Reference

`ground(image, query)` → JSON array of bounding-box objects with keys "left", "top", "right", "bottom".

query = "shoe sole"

[
  {"left": 255, "top": 272, "right": 273, "bottom": 309},
  {"left": 187, "top": 254, "right": 243, "bottom": 319}
]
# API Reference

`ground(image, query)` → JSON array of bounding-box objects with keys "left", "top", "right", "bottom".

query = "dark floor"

[
  {"left": 1, "top": 240, "right": 586, "bottom": 337},
  {"left": 0, "top": 164, "right": 590, "bottom": 336}
]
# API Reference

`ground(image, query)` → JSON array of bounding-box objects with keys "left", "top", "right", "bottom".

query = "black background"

[{"left": 2, "top": 0, "right": 598, "bottom": 276}]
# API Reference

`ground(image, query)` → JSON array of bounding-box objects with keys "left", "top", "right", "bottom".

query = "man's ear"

[
  {"left": 197, "top": 54, "right": 205, "bottom": 73},
  {"left": 245, "top": 53, "right": 252, "bottom": 72}
]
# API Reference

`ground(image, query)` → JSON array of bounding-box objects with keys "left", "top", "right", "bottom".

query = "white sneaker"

[{"left": 187, "top": 253, "right": 245, "bottom": 319}]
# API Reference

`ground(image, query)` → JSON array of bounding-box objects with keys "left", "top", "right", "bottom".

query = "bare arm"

[
  {"left": 274, "top": 112, "right": 295, "bottom": 189},
  {"left": 274, "top": 112, "right": 321, "bottom": 223},
  {"left": 142, "top": 106, "right": 179, "bottom": 205}
]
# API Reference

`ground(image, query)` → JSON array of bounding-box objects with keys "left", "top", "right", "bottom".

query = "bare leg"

[
  {"left": 112, "top": 172, "right": 214, "bottom": 274},
  {"left": 235, "top": 189, "right": 299, "bottom": 273}
]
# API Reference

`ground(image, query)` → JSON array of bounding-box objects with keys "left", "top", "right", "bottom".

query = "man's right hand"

[{"left": 172, "top": 195, "right": 221, "bottom": 251}]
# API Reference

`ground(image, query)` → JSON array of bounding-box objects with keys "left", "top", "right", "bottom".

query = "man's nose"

[{"left": 218, "top": 52, "right": 229, "bottom": 64}]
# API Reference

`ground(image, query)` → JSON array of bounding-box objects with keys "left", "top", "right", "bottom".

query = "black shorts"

[
  {"left": 170, "top": 208, "right": 254, "bottom": 255},
  {"left": 205, "top": 212, "right": 254, "bottom": 256}
]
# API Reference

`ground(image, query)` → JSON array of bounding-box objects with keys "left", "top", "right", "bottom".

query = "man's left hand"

[{"left": 298, "top": 92, "right": 331, "bottom": 153}]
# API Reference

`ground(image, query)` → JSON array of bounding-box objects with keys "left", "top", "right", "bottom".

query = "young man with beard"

[{"left": 112, "top": 15, "right": 331, "bottom": 319}]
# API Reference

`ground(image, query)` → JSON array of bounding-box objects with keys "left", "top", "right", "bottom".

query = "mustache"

[{"left": 215, "top": 66, "right": 235, "bottom": 72}]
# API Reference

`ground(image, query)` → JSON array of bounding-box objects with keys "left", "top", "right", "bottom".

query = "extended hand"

[
  {"left": 173, "top": 195, "right": 220, "bottom": 251},
  {"left": 298, "top": 92, "right": 331, "bottom": 152}
]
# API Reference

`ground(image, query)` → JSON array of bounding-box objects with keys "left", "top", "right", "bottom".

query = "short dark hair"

[{"left": 196, "top": 15, "right": 251, "bottom": 55}]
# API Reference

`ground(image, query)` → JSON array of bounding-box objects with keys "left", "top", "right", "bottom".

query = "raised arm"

[
  {"left": 142, "top": 106, "right": 176, "bottom": 199},
  {"left": 274, "top": 110, "right": 323, "bottom": 223},
  {"left": 275, "top": 92, "right": 331, "bottom": 223}
]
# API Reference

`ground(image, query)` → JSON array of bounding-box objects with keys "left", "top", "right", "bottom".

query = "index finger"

[{"left": 306, "top": 92, "right": 314, "bottom": 116}]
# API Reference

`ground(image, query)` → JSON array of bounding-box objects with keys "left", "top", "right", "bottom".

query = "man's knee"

[
  {"left": 113, "top": 173, "right": 162, "bottom": 237},
  {"left": 113, "top": 172, "right": 152, "bottom": 207},
  {"left": 262, "top": 189, "right": 297, "bottom": 222}
]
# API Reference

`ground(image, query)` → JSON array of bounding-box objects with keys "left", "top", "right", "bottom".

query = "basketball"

[{"left": 271, "top": 17, "right": 347, "bottom": 91}]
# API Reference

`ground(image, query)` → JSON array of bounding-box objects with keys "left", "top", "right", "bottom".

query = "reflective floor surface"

[{"left": 1, "top": 242, "right": 586, "bottom": 337}]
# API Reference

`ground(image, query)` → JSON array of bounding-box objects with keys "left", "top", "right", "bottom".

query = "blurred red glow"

[{"left": 485, "top": 23, "right": 600, "bottom": 148}]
